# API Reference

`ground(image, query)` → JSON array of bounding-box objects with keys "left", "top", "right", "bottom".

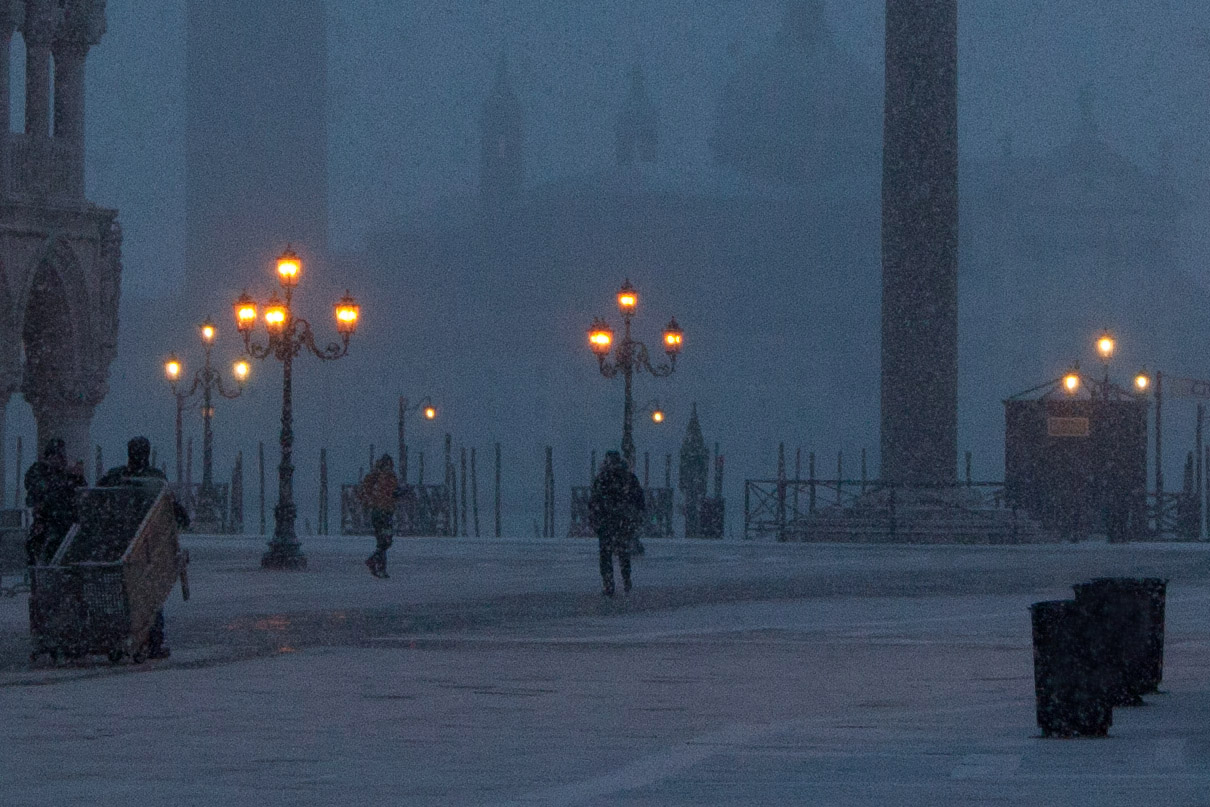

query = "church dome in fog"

[{"left": 709, "top": 0, "right": 879, "bottom": 184}]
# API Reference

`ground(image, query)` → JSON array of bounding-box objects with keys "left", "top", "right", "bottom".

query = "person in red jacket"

[{"left": 357, "top": 454, "right": 401, "bottom": 578}]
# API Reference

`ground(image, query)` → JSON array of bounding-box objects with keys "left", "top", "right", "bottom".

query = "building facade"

[{"left": 0, "top": 0, "right": 122, "bottom": 467}]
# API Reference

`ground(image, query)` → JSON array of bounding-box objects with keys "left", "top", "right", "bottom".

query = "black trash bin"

[
  {"left": 1030, "top": 599, "right": 1112, "bottom": 737},
  {"left": 1139, "top": 578, "right": 1168, "bottom": 694},
  {"left": 1074, "top": 578, "right": 1151, "bottom": 707}
]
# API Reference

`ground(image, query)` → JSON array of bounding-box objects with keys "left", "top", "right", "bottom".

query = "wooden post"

[
  {"left": 231, "top": 451, "right": 244, "bottom": 534},
  {"left": 644, "top": 451, "right": 650, "bottom": 488},
  {"left": 665, "top": 454, "right": 672, "bottom": 488},
  {"left": 257, "top": 441, "right": 265, "bottom": 536},
  {"left": 713, "top": 443, "right": 724, "bottom": 498},
  {"left": 460, "top": 446, "right": 468, "bottom": 537},
  {"left": 319, "top": 448, "right": 328, "bottom": 536},
  {"left": 779, "top": 442, "right": 788, "bottom": 542},
  {"left": 185, "top": 437, "right": 193, "bottom": 490},
  {"left": 369, "top": 444, "right": 375, "bottom": 471},
  {"left": 471, "top": 447, "right": 480, "bottom": 538},
  {"left": 94, "top": 445, "right": 102, "bottom": 485},
  {"left": 793, "top": 446, "right": 801, "bottom": 516},
  {"left": 445, "top": 433, "right": 456, "bottom": 537},
  {"left": 13, "top": 436, "right": 21, "bottom": 507},
  {"left": 590, "top": 449, "right": 597, "bottom": 482},
  {"left": 494, "top": 442, "right": 502, "bottom": 538},
  {"left": 808, "top": 451, "right": 816, "bottom": 513},
  {"left": 1198, "top": 404, "right": 1204, "bottom": 540},
  {"left": 543, "top": 446, "right": 554, "bottom": 538},
  {"left": 1155, "top": 371, "right": 1164, "bottom": 525},
  {"left": 836, "top": 451, "right": 843, "bottom": 503},
  {"left": 860, "top": 448, "right": 868, "bottom": 494},
  {"left": 398, "top": 395, "right": 407, "bottom": 484},
  {"left": 418, "top": 451, "right": 425, "bottom": 485},
  {"left": 965, "top": 451, "right": 972, "bottom": 487}
]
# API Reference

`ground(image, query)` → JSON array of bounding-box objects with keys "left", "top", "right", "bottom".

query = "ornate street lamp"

[
  {"left": 397, "top": 394, "right": 438, "bottom": 484},
  {"left": 588, "top": 279, "right": 683, "bottom": 469},
  {"left": 164, "top": 320, "right": 249, "bottom": 530},
  {"left": 235, "top": 246, "right": 360, "bottom": 569},
  {"left": 1062, "top": 371, "right": 1080, "bottom": 394},
  {"left": 1096, "top": 329, "right": 1115, "bottom": 400}
]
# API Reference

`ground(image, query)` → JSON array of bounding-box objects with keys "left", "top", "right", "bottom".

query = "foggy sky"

[{"left": 81, "top": 0, "right": 1210, "bottom": 294}]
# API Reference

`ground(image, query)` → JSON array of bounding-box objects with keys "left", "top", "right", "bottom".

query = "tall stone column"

[
  {"left": 879, "top": 0, "right": 959, "bottom": 487},
  {"left": 52, "top": 42, "right": 87, "bottom": 143},
  {"left": 22, "top": 1, "right": 59, "bottom": 138},
  {"left": 0, "top": 2, "right": 24, "bottom": 139}
]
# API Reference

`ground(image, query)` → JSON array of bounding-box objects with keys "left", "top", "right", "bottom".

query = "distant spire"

[{"left": 616, "top": 62, "right": 659, "bottom": 165}]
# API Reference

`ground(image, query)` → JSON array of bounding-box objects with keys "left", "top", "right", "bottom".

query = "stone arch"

[{"left": 19, "top": 236, "right": 96, "bottom": 460}]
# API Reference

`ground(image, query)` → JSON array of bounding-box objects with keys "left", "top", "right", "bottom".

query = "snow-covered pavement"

[{"left": 3, "top": 536, "right": 1210, "bottom": 805}]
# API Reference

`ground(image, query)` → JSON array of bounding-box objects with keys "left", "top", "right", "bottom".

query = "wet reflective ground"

[{"left": 3, "top": 537, "right": 1210, "bottom": 804}]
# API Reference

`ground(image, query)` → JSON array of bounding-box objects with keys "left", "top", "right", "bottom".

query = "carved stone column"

[
  {"left": 22, "top": 1, "right": 61, "bottom": 138},
  {"left": 0, "top": 2, "right": 25, "bottom": 142}
]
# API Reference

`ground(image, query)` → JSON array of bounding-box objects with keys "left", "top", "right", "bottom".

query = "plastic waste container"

[{"left": 1030, "top": 599, "right": 1111, "bottom": 737}]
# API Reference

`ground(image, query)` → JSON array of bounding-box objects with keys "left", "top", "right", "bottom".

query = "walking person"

[
  {"left": 589, "top": 451, "right": 646, "bottom": 596},
  {"left": 357, "top": 454, "right": 401, "bottom": 578},
  {"left": 99, "top": 437, "right": 189, "bottom": 659},
  {"left": 24, "top": 438, "right": 87, "bottom": 567}
]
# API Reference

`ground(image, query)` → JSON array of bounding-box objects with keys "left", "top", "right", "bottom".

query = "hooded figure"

[
  {"left": 357, "top": 454, "right": 401, "bottom": 578},
  {"left": 98, "top": 436, "right": 185, "bottom": 659},
  {"left": 588, "top": 451, "right": 646, "bottom": 596},
  {"left": 24, "top": 438, "right": 87, "bottom": 566}
]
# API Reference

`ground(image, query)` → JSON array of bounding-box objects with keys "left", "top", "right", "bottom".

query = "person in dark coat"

[
  {"left": 357, "top": 454, "right": 401, "bottom": 578},
  {"left": 24, "top": 438, "right": 87, "bottom": 566},
  {"left": 589, "top": 450, "right": 646, "bottom": 596},
  {"left": 99, "top": 437, "right": 188, "bottom": 659}
]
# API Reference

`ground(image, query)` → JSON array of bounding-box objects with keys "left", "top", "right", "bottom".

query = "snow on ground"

[{"left": 2, "top": 536, "right": 1210, "bottom": 805}]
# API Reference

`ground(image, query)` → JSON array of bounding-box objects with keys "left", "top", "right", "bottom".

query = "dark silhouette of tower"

[
  {"left": 616, "top": 63, "right": 658, "bottom": 165},
  {"left": 185, "top": 1, "right": 328, "bottom": 307},
  {"left": 880, "top": 0, "right": 958, "bottom": 486},
  {"left": 480, "top": 55, "right": 525, "bottom": 209}
]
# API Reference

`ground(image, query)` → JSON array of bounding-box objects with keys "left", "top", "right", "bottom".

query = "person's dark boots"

[
  {"left": 623, "top": 578, "right": 632, "bottom": 594},
  {"left": 602, "top": 582, "right": 615, "bottom": 597}
]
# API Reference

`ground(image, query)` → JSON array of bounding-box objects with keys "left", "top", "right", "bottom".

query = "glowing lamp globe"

[
  {"left": 617, "top": 280, "right": 638, "bottom": 317},
  {"left": 276, "top": 247, "right": 302, "bottom": 288},
  {"left": 164, "top": 355, "right": 182, "bottom": 383},
  {"left": 200, "top": 319, "right": 217, "bottom": 345},
  {"left": 335, "top": 292, "right": 360, "bottom": 336},
  {"left": 424, "top": 406, "right": 437, "bottom": 421},
  {"left": 588, "top": 318, "right": 613, "bottom": 356},
  {"left": 1135, "top": 373, "right": 1150, "bottom": 393},
  {"left": 234, "top": 361, "right": 250, "bottom": 385},
  {"left": 1096, "top": 332, "right": 1115, "bottom": 361},
  {"left": 663, "top": 317, "right": 684, "bottom": 356},
  {"left": 234, "top": 293, "right": 258, "bottom": 334},
  {"left": 264, "top": 295, "right": 288, "bottom": 335},
  {"left": 1063, "top": 373, "right": 1080, "bottom": 394},
  {"left": 651, "top": 409, "right": 665, "bottom": 424}
]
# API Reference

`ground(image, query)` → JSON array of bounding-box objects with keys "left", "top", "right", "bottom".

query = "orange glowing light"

[
  {"left": 1063, "top": 373, "right": 1080, "bottom": 393},
  {"left": 423, "top": 406, "right": 437, "bottom": 421},
  {"left": 276, "top": 247, "right": 301, "bottom": 288},
  {"left": 200, "top": 320, "right": 216, "bottom": 344},
  {"left": 334, "top": 292, "right": 360, "bottom": 335},
  {"left": 1096, "top": 331, "right": 1115, "bottom": 361},
  {"left": 617, "top": 280, "right": 638, "bottom": 316},
  {"left": 1135, "top": 373, "right": 1150, "bottom": 392},
  {"left": 663, "top": 317, "right": 684, "bottom": 355},
  {"left": 264, "top": 296, "right": 287, "bottom": 334},
  {"left": 234, "top": 292, "right": 257, "bottom": 333},
  {"left": 164, "top": 355, "right": 182, "bottom": 383},
  {"left": 234, "top": 361, "right": 250, "bottom": 384},
  {"left": 651, "top": 409, "right": 665, "bottom": 424},
  {"left": 589, "top": 318, "right": 614, "bottom": 356}
]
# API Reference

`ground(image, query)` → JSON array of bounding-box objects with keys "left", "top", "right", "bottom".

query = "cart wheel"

[{"left": 107, "top": 649, "right": 124, "bottom": 665}]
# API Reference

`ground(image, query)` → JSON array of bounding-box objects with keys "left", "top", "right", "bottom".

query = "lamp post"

[
  {"left": 164, "top": 322, "right": 250, "bottom": 530},
  {"left": 397, "top": 395, "right": 437, "bottom": 483},
  {"left": 1096, "top": 330, "right": 1115, "bottom": 401},
  {"left": 234, "top": 246, "right": 360, "bottom": 569},
  {"left": 588, "top": 279, "right": 683, "bottom": 469}
]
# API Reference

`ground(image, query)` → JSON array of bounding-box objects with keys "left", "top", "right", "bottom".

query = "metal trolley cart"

[{"left": 29, "top": 480, "right": 189, "bottom": 663}]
